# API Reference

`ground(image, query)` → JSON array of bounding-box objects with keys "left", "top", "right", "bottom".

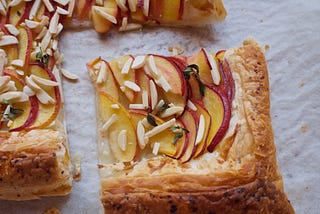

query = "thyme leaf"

[
  {"left": 183, "top": 64, "right": 205, "bottom": 96},
  {"left": 36, "top": 48, "right": 49, "bottom": 66},
  {"left": 147, "top": 114, "right": 158, "bottom": 127},
  {"left": 173, "top": 132, "right": 183, "bottom": 145}
]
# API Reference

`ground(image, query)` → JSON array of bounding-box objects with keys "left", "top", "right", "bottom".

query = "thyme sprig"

[{"left": 183, "top": 64, "right": 205, "bottom": 96}]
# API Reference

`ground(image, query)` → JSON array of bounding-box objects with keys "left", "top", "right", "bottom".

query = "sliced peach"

[
  {"left": 109, "top": 55, "right": 136, "bottom": 103},
  {"left": 191, "top": 100, "right": 211, "bottom": 158},
  {"left": 179, "top": 109, "right": 197, "bottom": 162},
  {"left": 2, "top": 45, "right": 18, "bottom": 65},
  {"left": 91, "top": 0, "right": 118, "bottom": 33},
  {"left": 17, "top": 26, "right": 32, "bottom": 71},
  {"left": 99, "top": 92, "right": 138, "bottom": 162},
  {"left": 6, "top": 1, "right": 30, "bottom": 26},
  {"left": 27, "top": 63, "right": 60, "bottom": 130},
  {"left": 77, "top": 0, "right": 94, "bottom": 20},
  {"left": 135, "top": 68, "right": 150, "bottom": 104},
  {"left": 187, "top": 49, "right": 213, "bottom": 86},
  {"left": 160, "top": 0, "right": 183, "bottom": 23},
  {"left": 87, "top": 58, "right": 119, "bottom": 101}
]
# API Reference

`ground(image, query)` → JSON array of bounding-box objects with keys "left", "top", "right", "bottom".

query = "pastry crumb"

[
  {"left": 72, "top": 153, "right": 82, "bottom": 181},
  {"left": 43, "top": 207, "right": 60, "bottom": 214},
  {"left": 264, "top": 44, "right": 270, "bottom": 50},
  {"left": 168, "top": 45, "right": 184, "bottom": 56},
  {"left": 300, "top": 125, "right": 308, "bottom": 133},
  {"left": 300, "top": 81, "right": 305, "bottom": 87}
]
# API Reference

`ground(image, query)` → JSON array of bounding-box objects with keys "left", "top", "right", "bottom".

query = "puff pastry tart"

[
  {"left": 88, "top": 38, "right": 295, "bottom": 213},
  {"left": 0, "top": 1, "right": 74, "bottom": 200}
]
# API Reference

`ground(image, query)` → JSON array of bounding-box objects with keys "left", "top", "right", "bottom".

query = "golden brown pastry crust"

[
  {"left": 0, "top": 130, "right": 72, "bottom": 200},
  {"left": 99, "top": 38, "right": 294, "bottom": 213}
]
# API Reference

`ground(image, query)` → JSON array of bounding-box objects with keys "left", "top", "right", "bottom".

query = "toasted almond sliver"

[
  {"left": 11, "top": 59, "right": 24, "bottom": 67},
  {"left": 42, "top": 0, "right": 54, "bottom": 12},
  {"left": 119, "top": 23, "right": 142, "bottom": 32},
  {"left": 95, "top": 0, "right": 104, "bottom": 5},
  {"left": 143, "top": 0, "right": 150, "bottom": 16},
  {"left": 187, "top": 100, "right": 197, "bottom": 111},
  {"left": 131, "top": 55, "right": 146, "bottom": 69},
  {"left": 195, "top": 114, "right": 205, "bottom": 145},
  {"left": 121, "top": 57, "right": 133, "bottom": 74},
  {"left": 36, "top": 89, "right": 55, "bottom": 104},
  {"left": 25, "top": 19, "right": 40, "bottom": 29},
  {"left": 0, "top": 91, "right": 28, "bottom": 103},
  {"left": 0, "top": 3, "right": 6, "bottom": 16},
  {"left": 145, "top": 118, "right": 176, "bottom": 138},
  {"left": 67, "top": 0, "right": 76, "bottom": 17},
  {"left": 40, "top": 30, "right": 52, "bottom": 51},
  {"left": 124, "top": 80, "right": 141, "bottom": 92},
  {"left": 152, "top": 142, "right": 160, "bottom": 155},
  {"left": 156, "top": 76, "right": 171, "bottom": 92},
  {"left": 49, "top": 11, "right": 60, "bottom": 34},
  {"left": 160, "top": 106, "right": 184, "bottom": 118},
  {"left": 141, "top": 117, "right": 152, "bottom": 129},
  {"left": 155, "top": 99, "right": 165, "bottom": 113},
  {"left": 0, "top": 76, "right": 11, "bottom": 90},
  {"left": 35, "top": 27, "right": 47, "bottom": 40},
  {"left": 29, "top": 0, "right": 41, "bottom": 19},
  {"left": 128, "top": 0, "right": 137, "bottom": 12},
  {"left": 56, "top": 6, "right": 69, "bottom": 15},
  {"left": 149, "top": 80, "right": 157, "bottom": 110},
  {"left": 142, "top": 90, "right": 149, "bottom": 107},
  {"left": 4, "top": 24, "right": 19, "bottom": 36},
  {"left": 93, "top": 6, "right": 117, "bottom": 24},
  {"left": 97, "top": 61, "right": 107, "bottom": 84},
  {"left": 26, "top": 76, "right": 41, "bottom": 92},
  {"left": 101, "top": 114, "right": 117, "bottom": 132},
  {"left": 0, "top": 81, "right": 17, "bottom": 94},
  {"left": 53, "top": 0, "right": 69, "bottom": 6},
  {"left": 56, "top": 23, "right": 64, "bottom": 36},
  {"left": 8, "top": 0, "right": 22, "bottom": 7},
  {"left": 31, "top": 74, "right": 59, "bottom": 87},
  {"left": 0, "top": 36, "right": 18, "bottom": 46},
  {"left": 111, "top": 104, "right": 120, "bottom": 109},
  {"left": 129, "top": 104, "right": 146, "bottom": 110},
  {"left": 137, "top": 121, "right": 146, "bottom": 149},
  {"left": 53, "top": 66, "right": 64, "bottom": 103},
  {"left": 61, "top": 68, "right": 79, "bottom": 80},
  {"left": 116, "top": 0, "right": 128, "bottom": 12},
  {"left": 147, "top": 55, "right": 160, "bottom": 79},
  {"left": 117, "top": 130, "right": 127, "bottom": 151},
  {"left": 208, "top": 54, "right": 221, "bottom": 85},
  {"left": 23, "top": 85, "right": 36, "bottom": 96}
]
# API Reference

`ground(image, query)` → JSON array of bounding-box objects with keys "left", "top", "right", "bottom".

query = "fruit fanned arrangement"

[{"left": 88, "top": 49, "right": 234, "bottom": 163}]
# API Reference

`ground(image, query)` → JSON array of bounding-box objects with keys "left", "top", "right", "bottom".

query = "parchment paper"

[{"left": 1, "top": 0, "right": 319, "bottom": 213}]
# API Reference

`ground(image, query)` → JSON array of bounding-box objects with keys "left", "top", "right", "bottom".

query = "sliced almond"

[
  {"left": 0, "top": 91, "right": 28, "bottom": 103},
  {"left": 111, "top": 104, "right": 120, "bottom": 109},
  {"left": 187, "top": 100, "right": 197, "bottom": 111},
  {"left": 121, "top": 57, "right": 133, "bottom": 74},
  {"left": 137, "top": 121, "right": 146, "bottom": 149},
  {"left": 101, "top": 114, "right": 117, "bottom": 132},
  {"left": 93, "top": 6, "right": 117, "bottom": 24},
  {"left": 25, "top": 19, "right": 40, "bottom": 29},
  {"left": 159, "top": 106, "right": 184, "bottom": 118},
  {"left": 142, "top": 90, "right": 148, "bottom": 107},
  {"left": 0, "top": 36, "right": 18, "bottom": 46},
  {"left": 124, "top": 80, "right": 141, "bottom": 92},
  {"left": 129, "top": 104, "right": 147, "bottom": 110},
  {"left": 208, "top": 54, "right": 221, "bottom": 85},
  {"left": 49, "top": 11, "right": 60, "bottom": 34},
  {"left": 31, "top": 74, "right": 59, "bottom": 87},
  {"left": 152, "top": 142, "right": 160, "bottom": 155},
  {"left": 23, "top": 85, "right": 36, "bottom": 96},
  {"left": 145, "top": 118, "right": 176, "bottom": 138},
  {"left": 4, "top": 24, "right": 19, "bottom": 36},
  {"left": 29, "top": 0, "right": 41, "bottom": 20},
  {"left": 97, "top": 61, "right": 107, "bottom": 84},
  {"left": 52, "top": 39, "right": 58, "bottom": 50},
  {"left": 155, "top": 99, "right": 165, "bottom": 113},
  {"left": 0, "top": 81, "right": 17, "bottom": 94},
  {"left": 141, "top": 117, "right": 152, "bottom": 129},
  {"left": 0, "top": 76, "right": 10, "bottom": 91},
  {"left": 0, "top": 2, "right": 6, "bottom": 16},
  {"left": 35, "top": 27, "right": 47, "bottom": 40},
  {"left": 156, "top": 76, "right": 171, "bottom": 92},
  {"left": 25, "top": 76, "right": 41, "bottom": 92},
  {"left": 119, "top": 23, "right": 142, "bottom": 32},
  {"left": 128, "top": 0, "right": 137, "bottom": 12},
  {"left": 42, "top": 0, "right": 54, "bottom": 12},
  {"left": 16, "top": 69, "right": 24, "bottom": 76},
  {"left": 54, "top": 0, "right": 69, "bottom": 6},
  {"left": 168, "top": 46, "right": 184, "bottom": 56},
  {"left": 143, "top": 0, "right": 150, "bottom": 16},
  {"left": 53, "top": 66, "right": 64, "bottom": 103},
  {"left": 116, "top": 0, "right": 128, "bottom": 12},
  {"left": 117, "top": 130, "right": 127, "bottom": 151},
  {"left": 131, "top": 55, "right": 146, "bottom": 69},
  {"left": 147, "top": 55, "right": 160, "bottom": 79},
  {"left": 195, "top": 114, "right": 205, "bottom": 145},
  {"left": 56, "top": 6, "right": 69, "bottom": 15},
  {"left": 61, "top": 68, "right": 78, "bottom": 80},
  {"left": 95, "top": 0, "right": 104, "bottom": 5},
  {"left": 149, "top": 80, "right": 157, "bottom": 110},
  {"left": 11, "top": 59, "right": 24, "bottom": 67},
  {"left": 40, "top": 30, "right": 52, "bottom": 51},
  {"left": 36, "top": 89, "right": 55, "bottom": 104},
  {"left": 67, "top": 0, "right": 75, "bottom": 17},
  {"left": 8, "top": 0, "right": 22, "bottom": 7}
]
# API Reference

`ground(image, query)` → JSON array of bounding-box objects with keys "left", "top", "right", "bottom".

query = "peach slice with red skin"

[
  {"left": 26, "top": 63, "right": 61, "bottom": 130},
  {"left": 6, "top": 1, "right": 32, "bottom": 26},
  {"left": 77, "top": 0, "right": 95, "bottom": 20},
  {"left": 3, "top": 68, "right": 39, "bottom": 132},
  {"left": 17, "top": 26, "right": 32, "bottom": 72},
  {"left": 134, "top": 68, "right": 151, "bottom": 105},
  {"left": 149, "top": 0, "right": 183, "bottom": 23},
  {"left": 87, "top": 58, "right": 120, "bottom": 101},
  {"left": 99, "top": 92, "right": 138, "bottom": 162},
  {"left": 91, "top": 0, "right": 119, "bottom": 33}
]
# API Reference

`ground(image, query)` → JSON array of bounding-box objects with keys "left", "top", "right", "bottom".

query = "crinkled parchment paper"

[{"left": 1, "top": 0, "right": 319, "bottom": 213}]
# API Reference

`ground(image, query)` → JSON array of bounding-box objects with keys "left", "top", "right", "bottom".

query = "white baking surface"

[{"left": 1, "top": 0, "right": 320, "bottom": 213}]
